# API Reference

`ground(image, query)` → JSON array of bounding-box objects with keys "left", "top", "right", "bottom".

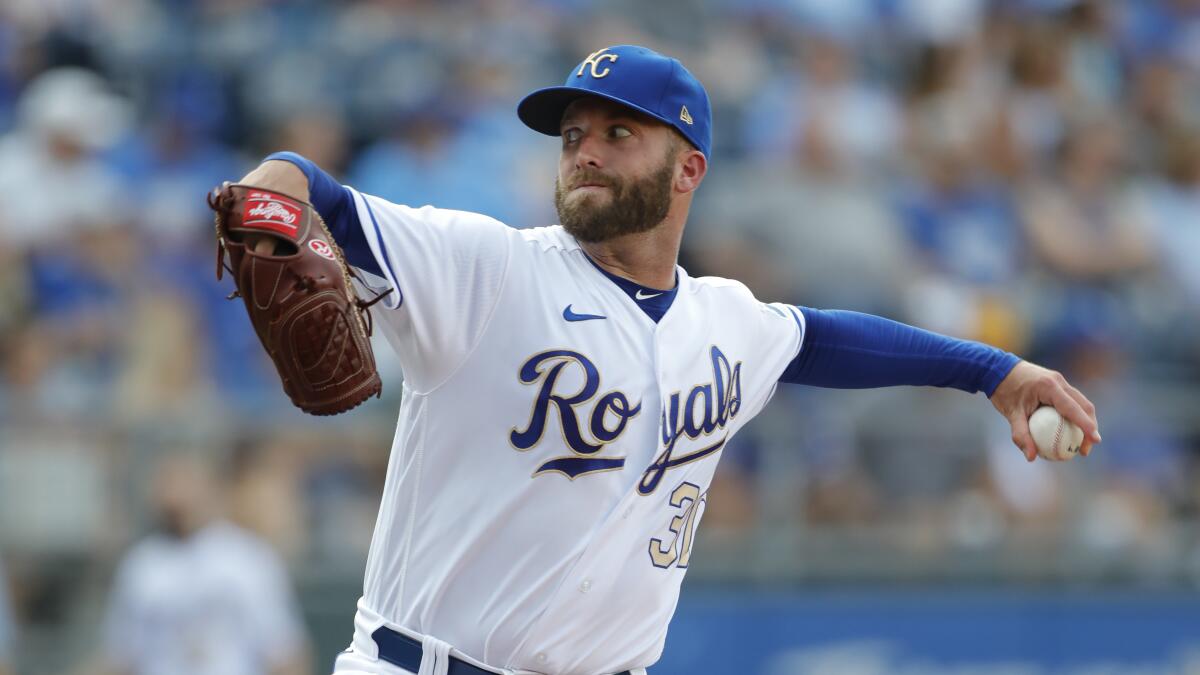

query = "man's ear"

[{"left": 676, "top": 149, "right": 707, "bottom": 194}]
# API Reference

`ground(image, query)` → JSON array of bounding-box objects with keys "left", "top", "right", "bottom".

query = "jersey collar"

[{"left": 580, "top": 252, "right": 679, "bottom": 324}]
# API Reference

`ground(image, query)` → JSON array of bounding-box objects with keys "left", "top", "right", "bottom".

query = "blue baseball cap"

[{"left": 518, "top": 45, "right": 712, "bottom": 159}]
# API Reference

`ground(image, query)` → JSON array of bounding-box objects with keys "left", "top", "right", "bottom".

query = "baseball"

[{"left": 1028, "top": 406, "right": 1084, "bottom": 461}]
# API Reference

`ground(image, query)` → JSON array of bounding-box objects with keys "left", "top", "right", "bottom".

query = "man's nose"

[{"left": 574, "top": 133, "right": 604, "bottom": 170}]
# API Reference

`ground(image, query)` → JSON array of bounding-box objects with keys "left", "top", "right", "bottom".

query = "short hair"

[{"left": 666, "top": 127, "right": 698, "bottom": 161}]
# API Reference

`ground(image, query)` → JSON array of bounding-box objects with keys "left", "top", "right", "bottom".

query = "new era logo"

[{"left": 680, "top": 105, "right": 693, "bottom": 125}]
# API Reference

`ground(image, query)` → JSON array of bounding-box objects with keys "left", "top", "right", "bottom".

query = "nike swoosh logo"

[
  {"left": 563, "top": 305, "right": 607, "bottom": 322},
  {"left": 635, "top": 289, "right": 663, "bottom": 300}
]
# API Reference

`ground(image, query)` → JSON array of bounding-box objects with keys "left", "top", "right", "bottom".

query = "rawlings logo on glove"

[{"left": 209, "top": 183, "right": 389, "bottom": 415}]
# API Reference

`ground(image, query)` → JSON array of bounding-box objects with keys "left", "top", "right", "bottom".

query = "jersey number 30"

[{"left": 649, "top": 482, "right": 706, "bottom": 569}]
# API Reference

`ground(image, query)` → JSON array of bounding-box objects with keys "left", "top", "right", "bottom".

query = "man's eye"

[
  {"left": 611, "top": 126, "right": 632, "bottom": 138},
  {"left": 563, "top": 128, "right": 582, "bottom": 143}
]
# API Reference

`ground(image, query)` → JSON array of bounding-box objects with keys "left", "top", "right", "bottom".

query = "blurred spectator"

[
  {"left": 1061, "top": 0, "right": 1123, "bottom": 108},
  {"left": 0, "top": 556, "right": 13, "bottom": 675},
  {"left": 896, "top": 0, "right": 988, "bottom": 44},
  {"left": 895, "top": 40, "right": 1028, "bottom": 347},
  {"left": 1144, "top": 126, "right": 1200, "bottom": 368},
  {"left": 855, "top": 389, "right": 992, "bottom": 524},
  {"left": 1068, "top": 338, "right": 1187, "bottom": 506},
  {"left": 689, "top": 159, "right": 910, "bottom": 312},
  {"left": 269, "top": 109, "right": 350, "bottom": 177},
  {"left": 1147, "top": 127, "right": 1200, "bottom": 307},
  {"left": 5, "top": 224, "right": 141, "bottom": 422},
  {"left": 740, "top": 32, "right": 900, "bottom": 174},
  {"left": 0, "top": 67, "right": 129, "bottom": 250},
  {"left": 693, "top": 31, "right": 911, "bottom": 312},
  {"left": 1125, "top": 56, "right": 1196, "bottom": 170},
  {"left": 106, "top": 92, "right": 245, "bottom": 252},
  {"left": 112, "top": 290, "right": 216, "bottom": 423},
  {"left": 0, "top": 68, "right": 137, "bottom": 422},
  {"left": 225, "top": 434, "right": 310, "bottom": 563},
  {"left": 1018, "top": 115, "right": 1155, "bottom": 355},
  {"left": 348, "top": 62, "right": 544, "bottom": 226},
  {"left": 902, "top": 41, "right": 1000, "bottom": 174},
  {"left": 1121, "top": 0, "right": 1200, "bottom": 73},
  {"left": 97, "top": 450, "right": 310, "bottom": 675},
  {"left": 0, "top": 238, "right": 27, "bottom": 368},
  {"left": 994, "top": 19, "right": 1076, "bottom": 176},
  {"left": 299, "top": 430, "right": 390, "bottom": 566}
]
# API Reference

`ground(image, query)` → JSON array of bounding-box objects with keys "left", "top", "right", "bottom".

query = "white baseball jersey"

[
  {"left": 103, "top": 521, "right": 307, "bottom": 675},
  {"left": 345, "top": 189, "right": 805, "bottom": 675}
]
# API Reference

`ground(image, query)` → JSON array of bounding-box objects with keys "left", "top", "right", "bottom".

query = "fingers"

[
  {"left": 253, "top": 236, "right": 277, "bottom": 255},
  {"left": 243, "top": 233, "right": 279, "bottom": 255},
  {"left": 1044, "top": 380, "right": 1100, "bottom": 458},
  {"left": 1009, "top": 413, "right": 1038, "bottom": 462},
  {"left": 995, "top": 362, "right": 1101, "bottom": 462},
  {"left": 1046, "top": 383, "right": 1089, "bottom": 430},
  {"left": 1061, "top": 381, "right": 1102, "bottom": 449}
]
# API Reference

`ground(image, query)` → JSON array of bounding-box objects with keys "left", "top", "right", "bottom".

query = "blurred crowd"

[{"left": 1, "top": 0, "right": 1199, "bottom": 672}]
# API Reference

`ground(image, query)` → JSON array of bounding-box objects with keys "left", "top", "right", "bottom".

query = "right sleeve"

[{"left": 347, "top": 189, "right": 513, "bottom": 393}]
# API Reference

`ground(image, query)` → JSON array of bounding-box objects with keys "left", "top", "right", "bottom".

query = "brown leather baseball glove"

[{"left": 208, "top": 183, "right": 387, "bottom": 415}]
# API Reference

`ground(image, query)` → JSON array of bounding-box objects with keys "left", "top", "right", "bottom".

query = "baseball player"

[{"left": 233, "top": 45, "right": 1100, "bottom": 675}]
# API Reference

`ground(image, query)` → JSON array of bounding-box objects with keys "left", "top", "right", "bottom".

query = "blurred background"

[{"left": 1, "top": 0, "right": 1199, "bottom": 673}]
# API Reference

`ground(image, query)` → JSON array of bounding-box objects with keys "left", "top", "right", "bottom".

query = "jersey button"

[
  {"left": 536, "top": 652, "right": 548, "bottom": 664},
  {"left": 579, "top": 579, "right": 592, "bottom": 593}
]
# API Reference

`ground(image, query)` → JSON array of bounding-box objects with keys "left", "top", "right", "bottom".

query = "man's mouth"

[{"left": 573, "top": 182, "right": 608, "bottom": 189}]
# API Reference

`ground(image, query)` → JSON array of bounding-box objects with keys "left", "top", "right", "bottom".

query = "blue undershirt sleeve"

[
  {"left": 781, "top": 307, "right": 1020, "bottom": 397},
  {"left": 262, "top": 151, "right": 382, "bottom": 277}
]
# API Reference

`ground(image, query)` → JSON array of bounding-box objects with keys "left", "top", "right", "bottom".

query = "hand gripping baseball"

[
  {"left": 209, "top": 183, "right": 389, "bottom": 415},
  {"left": 989, "top": 361, "right": 1102, "bottom": 462}
]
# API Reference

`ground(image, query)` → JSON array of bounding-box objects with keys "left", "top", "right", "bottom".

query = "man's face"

[
  {"left": 555, "top": 97, "right": 679, "bottom": 243},
  {"left": 150, "top": 454, "right": 216, "bottom": 539}
]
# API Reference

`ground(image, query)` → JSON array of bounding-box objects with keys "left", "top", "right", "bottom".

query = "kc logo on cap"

[
  {"left": 577, "top": 48, "right": 619, "bottom": 79},
  {"left": 517, "top": 44, "right": 714, "bottom": 160}
]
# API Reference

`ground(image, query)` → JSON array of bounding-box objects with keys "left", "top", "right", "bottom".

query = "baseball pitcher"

[{"left": 212, "top": 45, "right": 1100, "bottom": 675}]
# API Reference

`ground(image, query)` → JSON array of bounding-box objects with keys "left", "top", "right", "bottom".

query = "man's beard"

[
  {"left": 554, "top": 160, "right": 674, "bottom": 243},
  {"left": 156, "top": 510, "right": 192, "bottom": 540}
]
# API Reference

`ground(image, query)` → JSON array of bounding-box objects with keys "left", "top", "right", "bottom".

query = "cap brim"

[{"left": 517, "top": 85, "right": 675, "bottom": 137}]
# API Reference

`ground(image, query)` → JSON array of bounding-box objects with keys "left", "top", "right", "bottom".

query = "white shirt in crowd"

[{"left": 103, "top": 520, "right": 306, "bottom": 675}]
